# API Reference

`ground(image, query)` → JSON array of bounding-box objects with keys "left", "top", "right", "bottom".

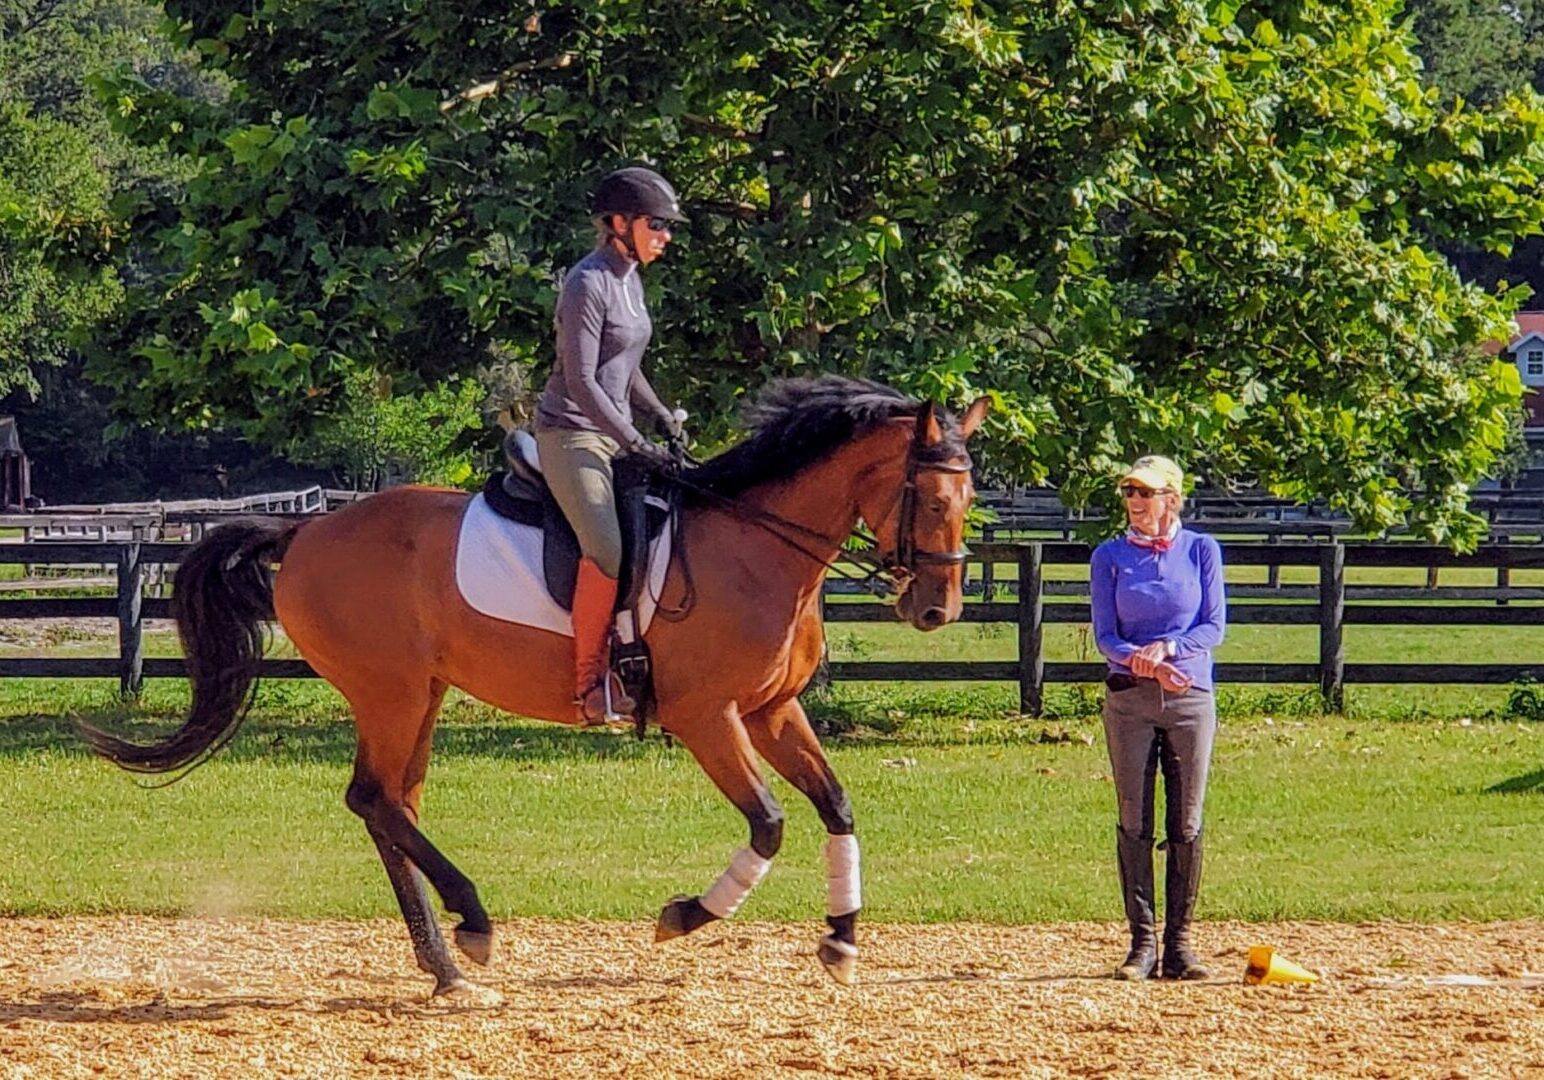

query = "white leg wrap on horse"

[
  {"left": 825, "top": 833, "right": 862, "bottom": 917},
  {"left": 700, "top": 847, "right": 773, "bottom": 919}
]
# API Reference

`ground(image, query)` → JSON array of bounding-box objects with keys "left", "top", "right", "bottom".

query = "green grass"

[{"left": 0, "top": 678, "right": 1539, "bottom": 923}]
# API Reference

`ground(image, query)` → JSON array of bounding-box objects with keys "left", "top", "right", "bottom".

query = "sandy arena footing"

[{"left": 0, "top": 917, "right": 1541, "bottom": 1078}]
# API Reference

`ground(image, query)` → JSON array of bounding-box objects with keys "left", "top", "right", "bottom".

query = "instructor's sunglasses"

[{"left": 1119, "top": 484, "right": 1168, "bottom": 499}]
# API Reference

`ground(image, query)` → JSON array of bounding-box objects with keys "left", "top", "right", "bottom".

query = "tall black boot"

[
  {"left": 1114, "top": 826, "right": 1157, "bottom": 980},
  {"left": 1160, "top": 833, "right": 1211, "bottom": 980}
]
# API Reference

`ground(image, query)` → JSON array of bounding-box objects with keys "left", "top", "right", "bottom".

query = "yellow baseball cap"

[{"left": 1119, "top": 455, "right": 1184, "bottom": 493}]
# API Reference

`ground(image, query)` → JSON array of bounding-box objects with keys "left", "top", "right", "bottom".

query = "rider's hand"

[
  {"left": 629, "top": 438, "right": 674, "bottom": 471},
  {"left": 654, "top": 407, "right": 685, "bottom": 441}
]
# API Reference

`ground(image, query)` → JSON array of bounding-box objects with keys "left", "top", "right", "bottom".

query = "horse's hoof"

[
  {"left": 817, "top": 934, "right": 858, "bottom": 987},
  {"left": 433, "top": 977, "right": 504, "bottom": 1007},
  {"left": 655, "top": 895, "right": 695, "bottom": 942},
  {"left": 454, "top": 925, "right": 494, "bottom": 966}
]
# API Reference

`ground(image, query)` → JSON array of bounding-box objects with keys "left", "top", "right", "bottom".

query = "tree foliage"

[
  {"left": 0, "top": 103, "right": 122, "bottom": 397},
  {"left": 88, "top": 0, "right": 1544, "bottom": 543},
  {"left": 1403, "top": 1, "right": 1544, "bottom": 298},
  {"left": 1406, "top": 0, "right": 1544, "bottom": 106},
  {"left": 290, "top": 369, "right": 482, "bottom": 491},
  {"left": 0, "top": 0, "right": 209, "bottom": 397}
]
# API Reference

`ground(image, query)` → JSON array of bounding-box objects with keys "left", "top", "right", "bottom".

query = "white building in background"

[{"left": 1497, "top": 312, "right": 1544, "bottom": 426}]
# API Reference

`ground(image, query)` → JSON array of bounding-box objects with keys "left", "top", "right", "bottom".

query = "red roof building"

[{"left": 1498, "top": 312, "right": 1544, "bottom": 427}]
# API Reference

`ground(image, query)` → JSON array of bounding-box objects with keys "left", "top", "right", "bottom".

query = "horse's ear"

[
  {"left": 915, "top": 401, "right": 944, "bottom": 446},
  {"left": 960, "top": 396, "right": 991, "bottom": 439}
]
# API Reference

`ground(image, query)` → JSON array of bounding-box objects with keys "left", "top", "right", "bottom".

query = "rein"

[{"left": 648, "top": 407, "right": 973, "bottom": 621}]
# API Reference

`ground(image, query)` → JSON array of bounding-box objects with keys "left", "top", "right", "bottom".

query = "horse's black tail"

[{"left": 78, "top": 518, "right": 300, "bottom": 775}]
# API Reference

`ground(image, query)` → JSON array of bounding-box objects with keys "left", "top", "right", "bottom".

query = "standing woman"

[
  {"left": 533, "top": 166, "right": 686, "bottom": 724},
  {"left": 1089, "top": 455, "right": 1227, "bottom": 980}
]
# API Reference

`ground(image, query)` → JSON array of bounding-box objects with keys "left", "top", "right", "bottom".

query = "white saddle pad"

[{"left": 454, "top": 493, "right": 672, "bottom": 639}]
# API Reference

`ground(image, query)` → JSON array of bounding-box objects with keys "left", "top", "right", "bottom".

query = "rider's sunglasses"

[
  {"left": 643, "top": 216, "right": 674, "bottom": 233},
  {"left": 1119, "top": 484, "right": 1167, "bottom": 499}
]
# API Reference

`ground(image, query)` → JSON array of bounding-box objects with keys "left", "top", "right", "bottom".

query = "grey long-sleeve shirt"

[{"left": 535, "top": 243, "right": 668, "bottom": 446}]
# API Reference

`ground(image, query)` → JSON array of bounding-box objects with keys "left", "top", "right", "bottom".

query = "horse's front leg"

[
  {"left": 655, "top": 707, "right": 785, "bottom": 942},
  {"left": 744, "top": 697, "right": 861, "bottom": 986}
]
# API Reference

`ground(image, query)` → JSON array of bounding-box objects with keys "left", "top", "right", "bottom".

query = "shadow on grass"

[
  {"left": 0, "top": 711, "right": 667, "bottom": 766},
  {"left": 1484, "top": 769, "right": 1544, "bottom": 794},
  {"left": 0, "top": 695, "right": 1110, "bottom": 763}
]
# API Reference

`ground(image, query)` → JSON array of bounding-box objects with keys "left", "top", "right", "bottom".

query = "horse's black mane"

[{"left": 683, "top": 375, "right": 967, "bottom": 500}]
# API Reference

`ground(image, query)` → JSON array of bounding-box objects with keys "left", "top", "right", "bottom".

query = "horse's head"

[{"left": 859, "top": 397, "right": 991, "bottom": 631}]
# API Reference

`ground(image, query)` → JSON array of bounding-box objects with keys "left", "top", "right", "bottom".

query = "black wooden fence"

[
  {"left": 829, "top": 541, "right": 1544, "bottom": 714},
  {"left": 5, "top": 539, "right": 1544, "bottom": 713}
]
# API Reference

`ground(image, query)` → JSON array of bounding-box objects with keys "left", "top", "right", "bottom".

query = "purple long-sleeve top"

[{"left": 1089, "top": 529, "right": 1227, "bottom": 691}]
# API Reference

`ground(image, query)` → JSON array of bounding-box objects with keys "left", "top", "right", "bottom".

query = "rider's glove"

[{"left": 629, "top": 438, "right": 674, "bottom": 471}]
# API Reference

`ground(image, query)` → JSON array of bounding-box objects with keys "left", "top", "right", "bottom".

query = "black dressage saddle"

[{"left": 480, "top": 430, "right": 671, "bottom": 614}]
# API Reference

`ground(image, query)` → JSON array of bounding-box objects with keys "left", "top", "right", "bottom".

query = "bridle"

[
  {"left": 654, "top": 405, "right": 973, "bottom": 619},
  {"left": 878, "top": 405, "right": 974, "bottom": 585}
]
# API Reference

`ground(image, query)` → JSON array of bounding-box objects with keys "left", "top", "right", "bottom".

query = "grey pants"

[
  {"left": 1102, "top": 680, "right": 1216, "bottom": 842},
  {"left": 534, "top": 428, "right": 623, "bottom": 578}
]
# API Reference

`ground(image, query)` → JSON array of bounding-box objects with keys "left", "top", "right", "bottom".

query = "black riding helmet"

[{"left": 592, "top": 166, "right": 688, "bottom": 223}]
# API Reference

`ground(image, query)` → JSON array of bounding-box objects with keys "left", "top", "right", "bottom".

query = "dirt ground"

[{"left": 1, "top": 918, "right": 1541, "bottom": 1079}]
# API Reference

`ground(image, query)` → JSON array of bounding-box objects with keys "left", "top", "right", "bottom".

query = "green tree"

[
  {"left": 1405, "top": 0, "right": 1544, "bottom": 106},
  {"left": 0, "top": 103, "right": 122, "bottom": 397},
  {"left": 1403, "top": 1, "right": 1544, "bottom": 300},
  {"left": 0, "top": 0, "right": 211, "bottom": 396},
  {"left": 291, "top": 369, "right": 482, "bottom": 491},
  {"left": 88, "top": 1, "right": 1544, "bottom": 544}
]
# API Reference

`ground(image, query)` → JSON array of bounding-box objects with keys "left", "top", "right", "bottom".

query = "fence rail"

[
  {"left": 0, "top": 487, "right": 365, "bottom": 546},
  {"left": 976, "top": 487, "right": 1544, "bottom": 539},
  {"left": 4, "top": 539, "right": 1544, "bottom": 711}
]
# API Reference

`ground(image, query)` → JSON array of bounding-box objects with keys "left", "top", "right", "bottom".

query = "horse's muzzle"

[
  {"left": 913, "top": 606, "right": 949, "bottom": 631},
  {"left": 896, "top": 585, "right": 959, "bottom": 632}
]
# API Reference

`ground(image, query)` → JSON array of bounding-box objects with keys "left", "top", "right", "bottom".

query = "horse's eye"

[{"left": 930, "top": 500, "right": 947, "bottom": 514}]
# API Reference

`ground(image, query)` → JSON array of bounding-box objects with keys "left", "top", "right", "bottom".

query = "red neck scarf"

[{"left": 1126, "top": 522, "right": 1180, "bottom": 553}]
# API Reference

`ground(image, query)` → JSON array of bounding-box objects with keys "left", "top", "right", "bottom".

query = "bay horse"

[{"left": 81, "top": 376, "right": 989, "bottom": 997}]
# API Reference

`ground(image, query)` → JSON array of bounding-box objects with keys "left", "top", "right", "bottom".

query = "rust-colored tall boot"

[{"left": 572, "top": 558, "right": 635, "bottom": 725}]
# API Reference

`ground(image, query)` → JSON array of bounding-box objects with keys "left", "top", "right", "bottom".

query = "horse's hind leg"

[
  {"left": 362, "top": 825, "right": 461, "bottom": 986},
  {"left": 345, "top": 678, "right": 495, "bottom": 997},
  {"left": 744, "top": 698, "right": 861, "bottom": 986}
]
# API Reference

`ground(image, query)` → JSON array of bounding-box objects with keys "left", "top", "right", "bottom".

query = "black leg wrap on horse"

[
  {"left": 818, "top": 910, "right": 860, "bottom": 986},
  {"left": 1115, "top": 826, "right": 1158, "bottom": 980},
  {"left": 655, "top": 895, "right": 718, "bottom": 942},
  {"left": 826, "top": 910, "right": 858, "bottom": 946},
  {"left": 1160, "top": 832, "right": 1209, "bottom": 980}
]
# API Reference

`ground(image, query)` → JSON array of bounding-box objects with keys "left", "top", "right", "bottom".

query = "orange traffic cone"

[{"left": 1244, "top": 945, "right": 1318, "bottom": 986}]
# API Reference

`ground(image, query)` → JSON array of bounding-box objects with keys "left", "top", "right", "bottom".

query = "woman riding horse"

[
  {"left": 80, "top": 377, "right": 989, "bottom": 999},
  {"left": 532, "top": 165, "right": 686, "bottom": 725}
]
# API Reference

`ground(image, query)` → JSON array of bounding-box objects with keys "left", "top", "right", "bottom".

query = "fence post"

[
  {"left": 117, "top": 539, "right": 144, "bottom": 699},
  {"left": 1497, "top": 535, "right": 1511, "bottom": 607},
  {"left": 809, "top": 586, "right": 832, "bottom": 692},
  {"left": 980, "top": 524, "right": 996, "bottom": 601},
  {"left": 1018, "top": 543, "right": 1044, "bottom": 717},
  {"left": 1318, "top": 541, "right": 1345, "bottom": 712}
]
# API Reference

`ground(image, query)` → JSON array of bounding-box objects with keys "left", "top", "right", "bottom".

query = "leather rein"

[{"left": 650, "top": 407, "right": 973, "bottom": 621}]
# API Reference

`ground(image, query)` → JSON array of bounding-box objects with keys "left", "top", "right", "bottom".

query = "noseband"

[{"left": 882, "top": 407, "right": 974, "bottom": 582}]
